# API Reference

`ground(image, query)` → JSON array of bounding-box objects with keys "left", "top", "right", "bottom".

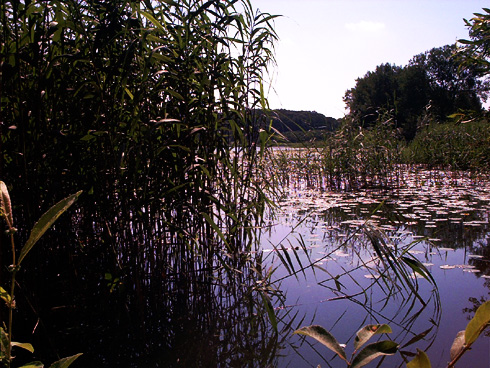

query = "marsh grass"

[
  {"left": 403, "top": 118, "right": 490, "bottom": 170},
  {"left": 0, "top": 1, "right": 288, "bottom": 365}
]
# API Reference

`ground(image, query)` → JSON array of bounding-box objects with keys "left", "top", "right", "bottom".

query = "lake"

[
  {"left": 263, "top": 165, "right": 490, "bottom": 367},
  {"left": 11, "top": 163, "right": 490, "bottom": 368}
]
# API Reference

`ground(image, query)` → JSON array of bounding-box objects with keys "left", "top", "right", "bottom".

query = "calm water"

[
  {"left": 12, "top": 167, "right": 490, "bottom": 367},
  {"left": 263, "top": 167, "right": 490, "bottom": 367}
]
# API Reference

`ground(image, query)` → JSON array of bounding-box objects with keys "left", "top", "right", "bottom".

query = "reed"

[{"left": 0, "top": 1, "right": 282, "bottom": 364}]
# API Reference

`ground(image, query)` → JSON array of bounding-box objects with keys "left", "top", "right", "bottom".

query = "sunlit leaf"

[
  {"left": 0, "top": 181, "right": 13, "bottom": 227},
  {"left": 406, "top": 349, "right": 431, "bottom": 368},
  {"left": 450, "top": 330, "right": 465, "bottom": 361},
  {"left": 18, "top": 191, "right": 82, "bottom": 265},
  {"left": 140, "top": 11, "right": 165, "bottom": 30},
  {"left": 48, "top": 353, "right": 83, "bottom": 368},
  {"left": 0, "top": 327, "right": 9, "bottom": 351},
  {"left": 465, "top": 300, "right": 490, "bottom": 345},
  {"left": 0, "top": 286, "right": 12, "bottom": 305},
  {"left": 12, "top": 341, "right": 34, "bottom": 353},
  {"left": 354, "top": 324, "right": 392, "bottom": 351},
  {"left": 350, "top": 340, "right": 398, "bottom": 368},
  {"left": 18, "top": 362, "right": 44, "bottom": 368},
  {"left": 293, "top": 325, "right": 347, "bottom": 362}
]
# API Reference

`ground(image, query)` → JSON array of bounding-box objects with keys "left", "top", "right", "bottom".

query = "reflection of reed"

[{"left": 15, "top": 197, "right": 287, "bottom": 367}]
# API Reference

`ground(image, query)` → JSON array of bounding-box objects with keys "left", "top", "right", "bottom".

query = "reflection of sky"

[{"left": 262, "top": 172, "right": 490, "bottom": 367}]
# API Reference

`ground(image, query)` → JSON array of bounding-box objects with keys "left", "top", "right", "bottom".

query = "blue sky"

[{"left": 256, "top": 0, "right": 489, "bottom": 118}]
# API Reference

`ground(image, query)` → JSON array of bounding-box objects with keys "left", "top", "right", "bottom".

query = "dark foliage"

[
  {"left": 344, "top": 45, "right": 486, "bottom": 140},
  {"left": 0, "top": 1, "right": 282, "bottom": 366}
]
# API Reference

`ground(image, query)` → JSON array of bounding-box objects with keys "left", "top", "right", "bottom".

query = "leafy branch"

[{"left": 0, "top": 181, "right": 82, "bottom": 368}]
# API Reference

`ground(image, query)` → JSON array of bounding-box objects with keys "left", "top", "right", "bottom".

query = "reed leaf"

[{"left": 18, "top": 190, "right": 82, "bottom": 265}]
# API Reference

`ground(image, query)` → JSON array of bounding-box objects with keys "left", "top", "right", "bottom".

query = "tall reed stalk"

[{"left": 1, "top": 1, "right": 281, "bottom": 364}]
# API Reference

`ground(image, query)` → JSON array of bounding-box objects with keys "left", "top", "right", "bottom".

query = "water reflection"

[
  {"left": 265, "top": 167, "right": 490, "bottom": 367},
  {"left": 14, "top": 214, "right": 286, "bottom": 367}
]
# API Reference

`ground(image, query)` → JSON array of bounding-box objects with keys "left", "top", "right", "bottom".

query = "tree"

[
  {"left": 457, "top": 8, "right": 490, "bottom": 77},
  {"left": 344, "top": 45, "right": 485, "bottom": 140},
  {"left": 409, "top": 44, "right": 484, "bottom": 120},
  {"left": 344, "top": 63, "right": 401, "bottom": 128}
]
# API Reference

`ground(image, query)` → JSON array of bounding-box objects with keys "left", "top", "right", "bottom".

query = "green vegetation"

[
  {"left": 403, "top": 117, "right": 490, "bottom": 170},
  {"left": 0, "top": 181, "right": 82, "bottom": 368},
  {"left": 277, "top": 7, "right": 490, "bottom": 175},
  {"left": 344, "top": 44, "right": 486, "bottom": 141},
  {"left": 1, "top": 0, "right": 490, "bottom": 365},
  {"left": 294, "top": 324, "right": 397, "bottom": 368},
  {"left": 295, "top": 301, "right": 490, "bottom": 368},
  {"left": 265, "top": 109, "right": 340, "bottom": 144},
  {"left": 1, "top": 0, "right": 282, "bottom": 365}
]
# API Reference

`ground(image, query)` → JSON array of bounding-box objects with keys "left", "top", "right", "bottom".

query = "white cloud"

[{"left": 345, "top": 21, "right": 386, "bottom": 32}]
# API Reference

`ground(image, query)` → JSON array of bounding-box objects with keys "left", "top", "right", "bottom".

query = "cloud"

[{"left": 345, "top": 21, "right": 386, "bottom": 32}]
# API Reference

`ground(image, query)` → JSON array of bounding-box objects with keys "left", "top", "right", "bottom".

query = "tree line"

[{"left": 344, "top": 28, "right": 490, "bottom": 141}]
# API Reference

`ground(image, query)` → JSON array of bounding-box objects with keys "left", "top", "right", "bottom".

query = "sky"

[{"left": 255, "top": 0, "right": 489, "bottom": 118}]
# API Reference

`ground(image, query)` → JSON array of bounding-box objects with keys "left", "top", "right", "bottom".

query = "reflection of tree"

[{"left": 467, "top": 236, "right": 490, "bottom": 277}]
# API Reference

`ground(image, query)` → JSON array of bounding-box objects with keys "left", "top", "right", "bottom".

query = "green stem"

[{"left": 6, "top": 231, "right": 16, "bottom": 368}]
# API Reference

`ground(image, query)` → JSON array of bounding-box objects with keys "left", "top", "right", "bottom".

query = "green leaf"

[
  {"left": 18, "top": 191, "right": 82, "bottom": 265},
  {"left": 0, "top": 286, "right": 12, "bottom": 305},
  {"left": 354, "top": 324, "right": 392, "bottom": 351},
  {"left": 48, "top": 353, "right": 83, "bottom": 368},
  {"left": 401, "top": 256, "right": 436, "bottom": 286},
  {"left": 449, "top": 330, "right": 465, "bottom": 361},
  {"left": 350, "top": 340, "right": 398, "bottom": 368},
  {"left": 465, "top": 300, "right": 490, "bottom": 345},
  {"left": 0, "top": 181, "right": 13, "bottom": 227},
  {"left": 407, "top": 349, "right": 431, "bottom": 368},
  {"left": 259, "top": 291, "right": 277, "bottom": 333},
  {"left": 0, "top": 327, "right": 9, "bottom": 351},
  {"left": 12, "top": 341, "right": 34, "bottom": 353},
  {"left": 293, "top": 325, "right": 347, "bottom": 362},
  {"left": 18, "top": 362, "right": 44, "bottom": 368},
  {"left": 124, "top": 87, "right": 134, "bottom": 100},
  {"left": 140, "top": 11, "right": 164, "bottom": 30}
]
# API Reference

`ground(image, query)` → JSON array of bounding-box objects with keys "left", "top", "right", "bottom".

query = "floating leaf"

[
  {"left": 18, "top": 191, "right": 82, "bottom": 265},
  {"left": 449, "top": 330, "right": 465, "bottom": 361},
  {"left": 293, "top": 325, "right": 347, "bottom": 362},
  {"left": 465, "top": 300, "right": 490, "bottom": 345},
  {"left": 350, "top": 340, "right": 398, "bottom": 368},
  {"left": 440, "top": 265, "right": 455, "bottom": 270},
  {"left": 407, "top": 349, "right": 431, "bottom": 368},
  {"left": 48, "top": 353, "right": 83, "bottom": 368},
  {"left": 354, "top": 324, "right": 392, "bottom": 351}
]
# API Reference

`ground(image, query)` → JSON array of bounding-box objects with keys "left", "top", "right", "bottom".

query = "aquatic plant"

[
  {"left": 293, "top": 301, "right": 490, "bottom": 368},
  {"left": 407, "top": 300, "right": 490, "bottom": 368},
  {"left": 0, "top": 181, "right": 82, "bottom": 367},
  {"left": 294, "top": 323, "right": 398, "bottom": 368},
  {"left": 403, "top": 117, "right": 490, "bottom": 170},
  {"left": 0, "top": 0, "right": 282, "bottom": 364}
]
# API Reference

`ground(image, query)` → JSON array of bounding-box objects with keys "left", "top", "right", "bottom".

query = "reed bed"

[{"left": 0, "top": 1, "right": 286, "bottom": 365}]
